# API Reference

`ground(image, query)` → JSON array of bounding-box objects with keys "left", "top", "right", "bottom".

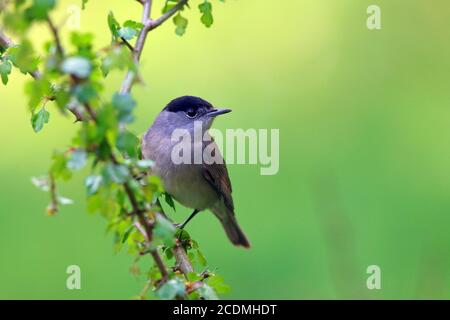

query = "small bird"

[{"left": 142, "top": 96, "right": 250, "bottom": 248}]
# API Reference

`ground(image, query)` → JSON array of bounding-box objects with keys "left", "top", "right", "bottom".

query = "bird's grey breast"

[{"left": 142, "top": 126, "right": 218, "bottom": 210}]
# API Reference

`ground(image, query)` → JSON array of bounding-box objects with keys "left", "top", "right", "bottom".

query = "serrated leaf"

[
  {"left": 70, "top": 32, "right": 94, "bottom": 50},
  {"left": 103, "top": 163, "right": 129, "bottom": 184},
  {"left": 118, "top": 27, "right": 138, "bottom": 40},
  {"left": 123, "top": 20, "right": 144, "bottom": 30},
  {"left": 116, "top": 130, "right": 139, "bottom": 158},
  {"left": 156, "top": 278, "right": 186, "bottom": 300},
  {"left": 67, "top": 149, "right": 87, "bottom": 170},
  {"left": 72, "top": 83, "right": 96, "bottom": 103},
  {"left": 164, "top": 193, "right": 176, "bottom": 211},
  {"left": 112, "top": 92, "right": 136, "bottom": 123},
  {"left": 165, "top": 248, "right": 174, "bottom": 260},
  {"left": 107, "top": 11, "right": 120, "bottom": 40},
  {"left": 31, "top": 107, "right": 50, "bottom": 133},
  {"left": 154, "top": 213, "right": 176, "bottom": 247},
  {"left": 121, "top": 225, "right": 134, "bottom": 244},
  {"left": 173, "top": 13, "right": 188, "bottom": 36},
  {"left": 24, "top": 78, "right": 52, "bottom": 113},
  {"left": 50, "top": 151, "right": 72, "bottom": 180},
  {"left": 197, "top": 283, "right": 218, "bottom": 300},
  {"left": 196, "top": 249, "right": 207, "bottom": 266},
  {"left": 101, "top": 46, "right": 135, "bottom": 77},
  {"left": 199, "top": 1, "right": 213, "bottom": 28},
  {"left": 85, "top": 175, "right": 102, "bottom": 195},
  {"left": 207, "top": 274, "right": 230, "bottom": 294},
  {"left": 8, "top": 40, "right": 39, "bottom": 74},
  {"left": 25, "top": 0, "right": 56, "bottom": 21},
  {"left": 187, "top": 272, "right": 201, "bottom": 282},
  {"left": 0, "top": 60, "right": 12, "bottom": 85}
]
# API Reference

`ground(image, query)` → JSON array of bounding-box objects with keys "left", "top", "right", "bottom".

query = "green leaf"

[
  {"left": 164, "top": 193, "right": 176, "bottom": 211},
  {"left": 123, "top": 20, "right": 144, "bottom": 30},
  {"left": 101, "top": 46, "right": 134, "bottom": 77},
  {"left": 121, "top": 225, "right": 134, "bottom": 244},
  {"left": 72, "top": 83, "right": 97, "bottom": 103},
  {"left": 71, "top": 32, "right": 94, "bottom": 47},
  {"left": 53, "top": 87, "right": 71, "bottom": 112},
  {"left": 61, "top": 56, "right": 92, "bottom": 79},
  {"left": 103, "top": 163, "right": 129, "bottom": 184},
  {"left": 197, "top": 283, "right": 218, "bottom": 300},
  {"left": 0, "top": 60, "right": 12, "bottom": 85},
  {"left": 3, "top": 11, "right": 30, "bottom": 34},
  {"left": 107, "top": 11, "right": 120, "bottom": 40},
  {"left": 85, "top": 175, "right": 102, "bottom": 195},
  {"left": 8, "top": 40, "right": 39, "bottom": 74},
  {"left": 67, "top": 149, "right": 88, "bottom": 170},
  {"left": 153, "top": 213, "right": 176, "bottom": 247},
  {"left": 162, "top": 0, "right": 179, "bottom": 14},
  {"left": 156, "top": 278, "right": 186, "bottom": 300},
  {"left": 187, "top": 272, "right": 201, "bottom": 282},
  {"left": 207, "top": 274, "right": 230, "bottom": 294},
  {"left": 31, "top": 107, "right": 50, "bottom": 133},
  {"left": 112, "top": 92, "right": 136, "bottom": 123},
  {"left": 50, "top": 151, "right": 72, "bottom": 180},
  {"left": 173, "top": 13, "right": 188, "bottom": 36},
  {"left": 82, "top": 0, "right": 88, "bottom": 10},
  {"left": 164, "top": 247, "right": 174, "bottom": 260},
  {"left": 118, "top": 27, "right": 138, "bottom": 40},
  {"left": 96, "top": 103, "right": 118, "bottom": 143},
  {"left": 24, "top": 78, "right": 52, "bottom": 112},
  {"left": 175, "top": 228, "right": 191, "bottom": 243},
  {"left": 199, "top": 1, "right": 214, "bottom": 28},
  {"left": 25, "top": 0, "right": 56, "bottom": 21},
  {"left": 196, "top": 249, "right": 207, "bottom": 266},
  {"left": 116, "top": 131, "right": 139, "bottom": 158}
]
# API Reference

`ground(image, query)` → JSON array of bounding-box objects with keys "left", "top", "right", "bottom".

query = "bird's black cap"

[{"left": 164, "top": 96, "right": 213, "bottom": 113}]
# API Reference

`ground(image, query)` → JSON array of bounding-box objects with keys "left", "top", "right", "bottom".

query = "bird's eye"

[{"left": 186, "top": 109, "right": 197, "bottom": 118}]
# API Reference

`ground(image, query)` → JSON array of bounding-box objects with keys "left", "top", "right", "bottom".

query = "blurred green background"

[{"left": 1, "top": 0, "right": 450, "bottom": 299}]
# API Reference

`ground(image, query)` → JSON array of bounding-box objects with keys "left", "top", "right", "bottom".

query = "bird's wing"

[{"left": 202, "top": 161, "right": 234, "bottom": 213}]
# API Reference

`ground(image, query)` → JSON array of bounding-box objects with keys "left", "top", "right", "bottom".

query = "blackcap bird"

[{"left": 142, "top": 96, "right": 250, "bottom": 248}]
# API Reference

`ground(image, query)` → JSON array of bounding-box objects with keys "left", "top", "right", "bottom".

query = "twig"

[
  {"left": 47, "top": 173, "right": 58, "bottom": 215},
  {"left": 2, "top": 0, "right": 195, "bottom": 290},
  {"left": 80, "top": 101, "right": 170, "bottom": 280},
  {"left": 173, "top": 243, "right": 194, "bottom": 276},
  {"left": 119, "top": 0, "right": 152, "bottom": 94},
  {"left": 46, "top": 16, "right": 64, "bottom": 57},
  {"left": 0, "top": 29, "right": 13, "bottom": 48},
  {"left": 120, "top": 37, "right": 135, "bottom": 52},
  {"left": 148, "top": 0, "right": 188, "bottom": 31},
  {"left": 0, "top": 29, "right": 41, "bottom": 78},
  {"left": 120, "top": 0, "right": 188, "bottom": 94}
]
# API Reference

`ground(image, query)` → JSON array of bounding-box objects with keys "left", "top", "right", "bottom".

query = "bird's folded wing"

[{"left": 202, "top": 162, "right": 234, "bottom": 213}]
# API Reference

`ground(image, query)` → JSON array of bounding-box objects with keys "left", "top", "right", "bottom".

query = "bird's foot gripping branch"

[{"left": 0, "top": 0, "right": 228, "bottom": 300}]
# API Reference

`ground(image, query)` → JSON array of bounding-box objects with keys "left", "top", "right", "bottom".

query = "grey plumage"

[{"left": 141, "top": 96, "right": 250, "bottom": 248}]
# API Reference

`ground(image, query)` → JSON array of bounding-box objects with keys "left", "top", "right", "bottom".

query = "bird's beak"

[{"left": 207, "top": 108, "right": 232, "bottom": 117}]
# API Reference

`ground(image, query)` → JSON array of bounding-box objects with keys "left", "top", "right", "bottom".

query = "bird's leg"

[{"left": 179, "top": 209, "right": 200, "bottom": 230}]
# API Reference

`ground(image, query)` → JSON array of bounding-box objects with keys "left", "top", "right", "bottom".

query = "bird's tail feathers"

[{"left": 213, "top": 206, "right": 250, "bottom": 248}]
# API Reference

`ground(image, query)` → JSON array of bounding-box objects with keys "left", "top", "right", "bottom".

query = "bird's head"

[{"left": 158, "top": 96, "right": 231, "bottom": 133}]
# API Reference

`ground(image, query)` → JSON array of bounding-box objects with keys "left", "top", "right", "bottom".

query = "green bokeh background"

[{"left": 1, "top": 0, "right": 450, "bottom": 299}]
